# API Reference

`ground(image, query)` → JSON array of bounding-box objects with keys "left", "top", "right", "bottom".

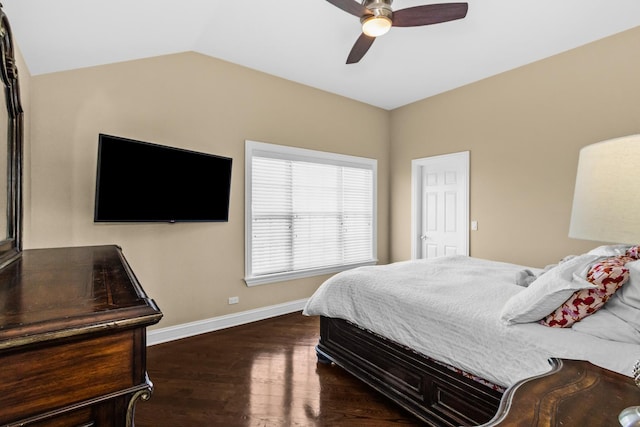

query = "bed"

[{"left": 303, "top": 245, "right": 640, "bottom": 426}]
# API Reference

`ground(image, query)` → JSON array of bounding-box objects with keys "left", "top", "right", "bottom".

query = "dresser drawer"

[
  {"left": 21, "top": 406, "right": 95, "bottom": 427},
  {"left": 0, "top": 329, "right": 136, "bottom": 424}
]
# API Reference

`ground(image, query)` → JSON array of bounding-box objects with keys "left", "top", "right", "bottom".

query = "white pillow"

[
  {"left": 587, "top": 244, "right": 631, "bottom": 256},
  {"left": 500, "top": 254, "right": 599, "bottom": 325},
  {"left": 572, "top": 306, "right": 640, "bottom": 344},
  {"left": 603, "top": 260, "right": 640, "bottom": 330}
]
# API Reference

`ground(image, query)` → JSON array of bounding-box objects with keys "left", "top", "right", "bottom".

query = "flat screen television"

[{"left": 94, "top": 134, "right": 232, "bottom": 223}]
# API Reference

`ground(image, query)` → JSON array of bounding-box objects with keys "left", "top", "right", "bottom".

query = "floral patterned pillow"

[{"left": 541, "top": 246, "right": 640, "bottom": 328}]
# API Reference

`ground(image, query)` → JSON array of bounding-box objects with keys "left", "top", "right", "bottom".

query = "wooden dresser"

[
  {"left": 482, "top": 358, "right": 640, "bottom": 426},
  {"left": 0, "top": 245, "right": 162, "bottom": 427}
]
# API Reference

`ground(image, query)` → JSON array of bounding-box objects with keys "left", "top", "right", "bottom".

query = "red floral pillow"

[{"left": 541, "top": 246, "right": 640, "bottom": 328}]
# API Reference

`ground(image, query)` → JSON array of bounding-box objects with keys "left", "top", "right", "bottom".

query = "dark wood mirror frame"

[{"left": 0, "top": 5, "right": 23, "bottom": 268}]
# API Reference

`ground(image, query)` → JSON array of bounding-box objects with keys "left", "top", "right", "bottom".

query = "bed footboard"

[{"left": 317, "top": 316, "right": 503, "bottom": 427}]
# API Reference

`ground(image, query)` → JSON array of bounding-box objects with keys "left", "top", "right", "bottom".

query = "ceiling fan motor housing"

[{"left": 361, "top": 0, "right": 393, "bottom": 24}]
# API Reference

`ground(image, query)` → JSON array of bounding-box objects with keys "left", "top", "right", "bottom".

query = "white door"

[{"left": 411, "top": 152, "right": 469, "bottom": 259}]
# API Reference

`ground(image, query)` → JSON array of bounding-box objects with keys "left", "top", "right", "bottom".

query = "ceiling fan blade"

[
  {"left": 346, "top": 34, "right": 375, "bottom": 64},
  {"left": 392, "top": 3, "right": 468, "bottom": 27},
  {"left": 326, "top": 0, "right": 369, "bottom": 17}
]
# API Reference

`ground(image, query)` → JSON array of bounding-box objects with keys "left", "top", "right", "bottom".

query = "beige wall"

[
  {"left": 390, "top": 26, "right": 640, "bottom": 268},
  {"left": 21, "top": 25, "right": 640, "bottom": 330},
  {"left": 26, "top": 52, "right": 390, "bottom": 329}
]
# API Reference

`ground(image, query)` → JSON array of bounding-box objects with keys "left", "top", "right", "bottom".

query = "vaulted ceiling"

[{"left": 4, "top": 0, "right": 640, "bottom": 109}]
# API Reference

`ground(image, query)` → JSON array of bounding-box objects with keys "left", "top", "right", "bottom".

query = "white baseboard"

[{"left": 147, "top": 298, "right": 309, "bottom": 346}]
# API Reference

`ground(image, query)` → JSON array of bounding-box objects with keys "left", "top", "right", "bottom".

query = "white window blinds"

[{"left": 245, "top": 141, "right": 377, "bottom": 286}]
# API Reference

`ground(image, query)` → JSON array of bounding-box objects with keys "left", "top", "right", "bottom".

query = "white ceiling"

[{"left": 3, "top": 0, "right": 640, "bottom": 110}]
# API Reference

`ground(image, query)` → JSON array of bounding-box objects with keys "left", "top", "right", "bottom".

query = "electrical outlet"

[{"left": 228, "top": 296, "right": 239, "bottom": 305}]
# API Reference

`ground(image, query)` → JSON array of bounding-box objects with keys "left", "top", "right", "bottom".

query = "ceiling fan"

[{"left": 326, "top": 0, "right": 468, "bottom": 64}]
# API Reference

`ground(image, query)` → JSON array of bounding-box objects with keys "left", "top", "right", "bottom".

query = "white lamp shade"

[{"left": 569, "top": 134, "right": 640, "bottom": 244}]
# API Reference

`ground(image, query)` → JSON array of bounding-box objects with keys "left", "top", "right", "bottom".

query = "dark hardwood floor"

[{"left": 135, "top": 312, "right": 423, "bottom": 426}]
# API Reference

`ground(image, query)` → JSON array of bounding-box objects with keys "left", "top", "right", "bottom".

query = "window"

[{"left": 245, "top": 141, "right": 377, "bottom": 286}]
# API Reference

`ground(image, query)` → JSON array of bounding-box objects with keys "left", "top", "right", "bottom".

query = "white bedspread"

[{"left": 303, "top": 256, "right": 640, "bottom": 387}]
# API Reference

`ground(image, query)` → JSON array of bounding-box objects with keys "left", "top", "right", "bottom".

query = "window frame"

[{"left": 245, "top": 140, "right": 378, "bottom": 286}]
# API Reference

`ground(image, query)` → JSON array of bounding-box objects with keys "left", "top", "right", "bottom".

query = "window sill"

[{"left": 244, "top": 260, "right": 378, "bottom": 287}]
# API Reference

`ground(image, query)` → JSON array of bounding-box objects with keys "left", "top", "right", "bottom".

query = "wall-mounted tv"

[{"left": 94, "top": 134, "right": 232, "bottom": 223}]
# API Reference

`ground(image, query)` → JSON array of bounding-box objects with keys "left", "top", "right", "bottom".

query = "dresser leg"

[{"left": 126, "top": 375, "right": 154, "bottom": 427}]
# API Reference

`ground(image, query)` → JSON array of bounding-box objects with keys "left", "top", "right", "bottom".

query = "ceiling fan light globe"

[{"left": 362, "top": 16, "right": 391, "bottom": 37}]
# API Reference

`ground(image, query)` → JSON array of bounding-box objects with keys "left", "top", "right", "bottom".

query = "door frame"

[{"left": 411, "top": 151, "right": 470, "bottom": 260}]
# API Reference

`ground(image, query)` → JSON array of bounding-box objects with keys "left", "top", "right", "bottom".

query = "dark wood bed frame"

[{"left": 317, "top": 316, "right": 504, "bottom": 426}]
